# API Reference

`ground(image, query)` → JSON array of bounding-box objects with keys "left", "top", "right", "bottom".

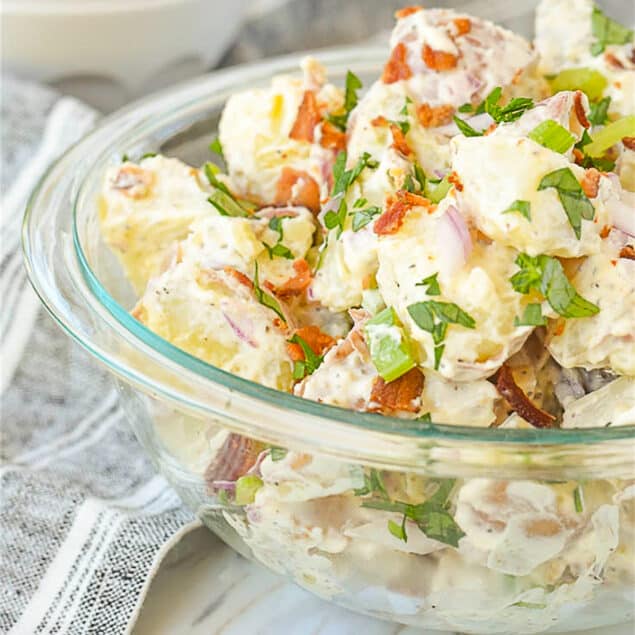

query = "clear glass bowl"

[{"left": 23, "top": 48, "right": 635, "bottom": 634}]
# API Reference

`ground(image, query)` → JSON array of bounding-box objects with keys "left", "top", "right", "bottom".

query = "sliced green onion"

[
  {"left": 583, "top": 115, "right": 635, "bottom": 157},
  {"left": 528, "top": 120, "right": 576, "bottom": 154},
  {"left": 548, "top": 68, "right": 607, "bottom": 101},
  {"left": 208, "top": 189, "right": 249, "bottom": 217},
  {"left": 364, "top": 307, "right": 416, "bottom": 382},
  {"left": 234, "top": 475, "right": 263, "bottom": 505}
]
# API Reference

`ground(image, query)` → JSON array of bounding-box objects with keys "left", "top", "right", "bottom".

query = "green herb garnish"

[
  {"left": 453, "top": 115, "right": 483, "bottom": 137},
  {"left": 590, "top": 5, "right": 633, "bottom": 56},
  {"left": 573, "top": 485, "right": 584, "bottom": 513},
  {"left": 388, "top": 517, "right": 408, "bottom": 542},
  {"left": 588, "top": 96, "right": 611, "bottom": 126},
  {"left": 209, "top": 136, "right": 225, "bottom": 160},
  {"left": 234, "top": 475, "right": 263, "bottom": 505},
  {"left": 458, "top": 102, "right": 474, "bottom": 113},
  {"left": 351, "top": 205, "right": 382, "bottom": 231},
  {"left": 289, "top": 333, "right": 324, "bottom": 379},
  {"left": 482, "top": 86, "right": 534, "bottom": 123},
  {"left": 270, "top": 446, "right": 288, "bottom": 461},
  {"left": 418, "top": 412, "right": 432, "bottom": 423},
  {"left": 253, "top": 262, "right": 286, "bottom": 322},
  {"left": 331, "top": 151, "right": 379, "bottom": 197},
  {"left": 324, "top": 197, "right": 348, "bottom": 237},
  {"left": 204, "top": 162, "right": 250, "bottom": 217},
  {"left": 354, "top": 469, "right": 389, "bottom": 498},
  {"left": 326, "top": 70, "right": 363, "bottom": 131},
  {"left": 407, "top": 300, "right": 476, "bottom": 370},
  {"left": 502, "top": 199, "right": 532, "bottom": 221},
  {"left": 510, "top": 253, "right": 599, "bottom": 319},
  {"left": 514, "top": 303, "right": 546, "bottom": 327},
  {"left": 416, "top": 272, "right": 441, "bottom": 296},
  {"left": 263, "top": 242, "right": 294, "bottom": 260},
  {"left": 538, "top": 167, "right": 595, "bottom": 239}
]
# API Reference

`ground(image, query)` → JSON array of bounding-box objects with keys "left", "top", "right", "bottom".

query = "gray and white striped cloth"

[{"left": 0, "top": 78, "right": 198, "bottom": 635}]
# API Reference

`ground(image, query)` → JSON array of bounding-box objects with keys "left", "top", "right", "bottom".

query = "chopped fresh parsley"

[
  {"left": 416, "top": 272, "right": 441, "bottom": 296},
  {"left": 590, "top": 5, "right": 633, "bottom": 56},
  {"left": 458, "top": 102, "right": 474, "bottom": 113},
  {"left": 354, "top": 469, "right": 389, "bottom": 498},
  {"left": 400, "top": 96, "right": 413, "bottom": 116},
  {"left": 268, "top": 214, "right": 293, "bottom": 241},
  {"left": 253, "top": 262, "right": 286, "bottom": 322},
  {"left": 502, "top": 199, "right": 531, "bottom": 221},
  {"left": 326, "top": 70, "right": 363, "bottom": 131},
  {"left": 418, "top": 412, "right": 432, "bottom": 423},
  {"left": 453, "top": 115, "right": 483, "bottom": 137},
  {"left": 140, "top": 152, "right": 157, "bottom": 160},
  {"left": 574, "top": 129, "right": 616, "bottom": 171},
  {"left": 588, "top": 96, "right": 611, "bottom": 126},
  {"left": 538, "top": 167, "right": 595, "bottom": 239},
  {"left": 324, "top": 197, "right": 348, "bottom": 236},
  {"left": 263, "top": 241, "right": 294, "bottom": 260},
  {"left": 269, "top": 446, "right": 288, "bottom": 461},
  {"left": 528, "top": 120, "right": 576, "bottom": 153},
  {"left": 331, "top": 151, "right": 379, "bottom": 197},
  {"left": 482, "top": 86, "right": 534, "bottom": 123},
  {"left": 510, "top": 253, "right": 600, "bottom": 319},
  {"left": 361, "top": 479, "right": 464, "bottom": 547},
  {"left": 289, "top": 333, "right": 324, "bottom": 379},
  {"left": 350, "top": 205, "right": 382, "bottom": 231},
  {"left": 514, "top": 303, "right": 546, "bottom": 327},
  {"left": 209, "top": 136, "right": 225, "bottom": 160},
  {"left": 204, "top": 162, "right": 250, "bottom": 217},
  {"left": 407, "top": 300, "right": 476, "bottom": 370}
]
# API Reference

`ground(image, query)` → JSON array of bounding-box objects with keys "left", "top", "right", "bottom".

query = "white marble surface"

[{"left": 134, "top": 526, "right": 634, "bottom": 635}]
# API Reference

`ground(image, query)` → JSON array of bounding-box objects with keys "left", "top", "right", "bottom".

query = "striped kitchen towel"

[{"left": 0, "top": 77, "right": 198, "bottom": 635}]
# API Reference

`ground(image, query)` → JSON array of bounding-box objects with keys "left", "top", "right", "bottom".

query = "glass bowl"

[{"left": 23, "top": 47, "right": 635, "bottom": 634}]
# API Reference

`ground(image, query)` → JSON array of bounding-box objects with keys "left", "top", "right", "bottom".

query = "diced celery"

[
  {"left": 364, "top": 307, "right": 416, "bottom": 382},
  {"left": 584, "top": 115, "right": 635, "bottom": 157},
  {"left": 549, "top": 68, "right": 607, "bottom": 101},
  {"left": 528, "top": 120, "right": 576, "bottom": 153},
  {"left": 424, "top": 175, "right": 451, "bottom": 203},
  {"left": 234, "top": 475, "right": 263, "bottom": 505}
]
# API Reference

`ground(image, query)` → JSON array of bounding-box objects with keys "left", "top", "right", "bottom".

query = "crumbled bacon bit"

[
  {"left": 374, "top": 190, "right": 434, "bottom": 236},
  {"left": 320, "top": 121, "right": 346, "bottom": 151},
  {"left": 599, "top": 225, "right": 611, "bottom": 239},
  {"left": 573, "top": 91, "right": 590, "bottom": 129},
  {"left": 484, "top": 122, "right": 498, "bottom": 135},
  {"left": 604, "top": 51, "right": 625, "bottom": 69},
  {"left": 453, "top": 17, "right": 471, "bottom": 35},
  {"left": 448, "top": 171, "right": 463, "bottom": 192},
  {"left": 623, "top": 137, "right": 635, "bottom": 151},
  {"left": 390, "top": 123, "right": 413, "bottom": 157},
  {"left": 619, "top": 244, "right": 635, "bottom": 260},
  {"left": 610, "top": 259, "right": 618, "bottom": 266},
  {"left": 204, "top": 434, "right": 265, "bottom": 489},
  {"left": 572, "top": 148, "right": 585, "bottom": 165},
  {"left": 422, "top": 44, "right": 458, "bottom": 71},
  {"left": 274, "top": 167, "right": 321, "bottom": 214},
  {"left": 580, "top": 168, "right": 601, "bottom": 198},
  {"left": 286, "top": 325, "right": 336, "bottom": 361},
  {"left": 553, "top": 319, "right": 566, "bottom": 336},
  {"left": 382, "top": 43, "right": 412, "bottom": 84},
  {"left": 511, "top": 68, "right": 524, "bottom": 85},
  {"left": 289, "top": 90, "right": 321, "bottom": 143},
  {"left": 395, "top": 5, "right": 423, "bottom": 18},
  {"left": 416, "top": 102, "right": 455, "bottom": 128},
  {"left": 371, "top": 115, "right": 389, "bottom": 127},
  {"left": 110, "top": 165, "right": 154, "bottom": 199},
  {"left": 369, "top": 368, "right": 424, "bottom": 413},
  {"left": 496, "top": 364, "right": 557, "bottom": 429},
  {"left": 270, "top": 258, "right": 312, "bottom": 298},
  {"left": 223, "top": 266, "right": 253, "bottom": 289}
]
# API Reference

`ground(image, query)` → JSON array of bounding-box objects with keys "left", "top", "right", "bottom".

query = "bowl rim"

[{"left": 23, "top": 45, "right": 635, "bottom": 467}]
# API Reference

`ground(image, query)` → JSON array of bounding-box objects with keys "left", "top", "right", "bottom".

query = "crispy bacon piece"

[
  {"left": 204, "top": 434, "right": 266, "bottom": 490},
  {"left": 619, "top": 244, "right": 635, "bottom": 260},
  {"left": 289, "top": 90, "right": 321, "bottom": 143},
  {"left": 390, "top": 123, "right": 413, "bottom": 157},
  {"left": 371, "top": 115, "right": 389, "bottom": 127},
  {"left": 416, "top": 102, "right": 455, "bottom": 128},
  {"left": 573, "top": 91, "right": 590, "bottom": 129},
  {"left": 599, "top": 225, "right": 611, "bottom": 239},
  {"left": 286, "top": 325, "right": 336, "bottom": 361},
  {"left": 422, "top": 44, "right": 458, "bottom": 71},
  {"left": 223, "top": 266, "right": 253, "bottom": 289},
  {"left": 448, "top": 171, "right": 464, "bottom": 192},
  {"left": 395, "top": 5, "right": 423, "bottom": 19},
  {"left": 453, "top": 18, "right": 471, "bottom": 35},
  {"left": 484, "top": 122, "right": 498, "bottom": 136},
  {"left": 320, "top": 121, "right": 347, "bottom": 151},
  {"left": 270, "top": 258, "right": 312, "bottom": 298},
  {"left": 382, "top": 43, "right": 413, "bottom": 84},
  {"left": 496, "top": 364, "right": 557, "bottom": 429},
  {"left": 623, "top": 137, "right": 635, "bottom": 151},
  {"left": 581, "top": 168, "right": 601, "bottom": 198},
  {"left": 110, "top": 165, "right": 154, "bottom": 199},
  {"left": 604, "top": 51, "right": 625, "bottom": 69},
  {"left": 374, "top": 190, "right": 434, "bottom": 236},
  {"left": 274, "top": 167, "right": 321, "bottom": 214},
  {"left": 370, "top": 368, "right": 424, "bottom": 413}
]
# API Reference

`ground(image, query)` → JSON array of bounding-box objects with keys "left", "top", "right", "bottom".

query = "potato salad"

[{"left": 101, "top": 2, "right": 635, "bottom": 632}]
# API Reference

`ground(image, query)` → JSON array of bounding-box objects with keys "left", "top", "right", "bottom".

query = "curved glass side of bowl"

[{"left": 22, "top": 48, "right": 635, "bottom": 633}]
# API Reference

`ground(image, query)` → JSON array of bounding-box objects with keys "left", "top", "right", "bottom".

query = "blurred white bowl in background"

[{"left": 1, "top": 0, "right": 249, "bottom": 110}]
